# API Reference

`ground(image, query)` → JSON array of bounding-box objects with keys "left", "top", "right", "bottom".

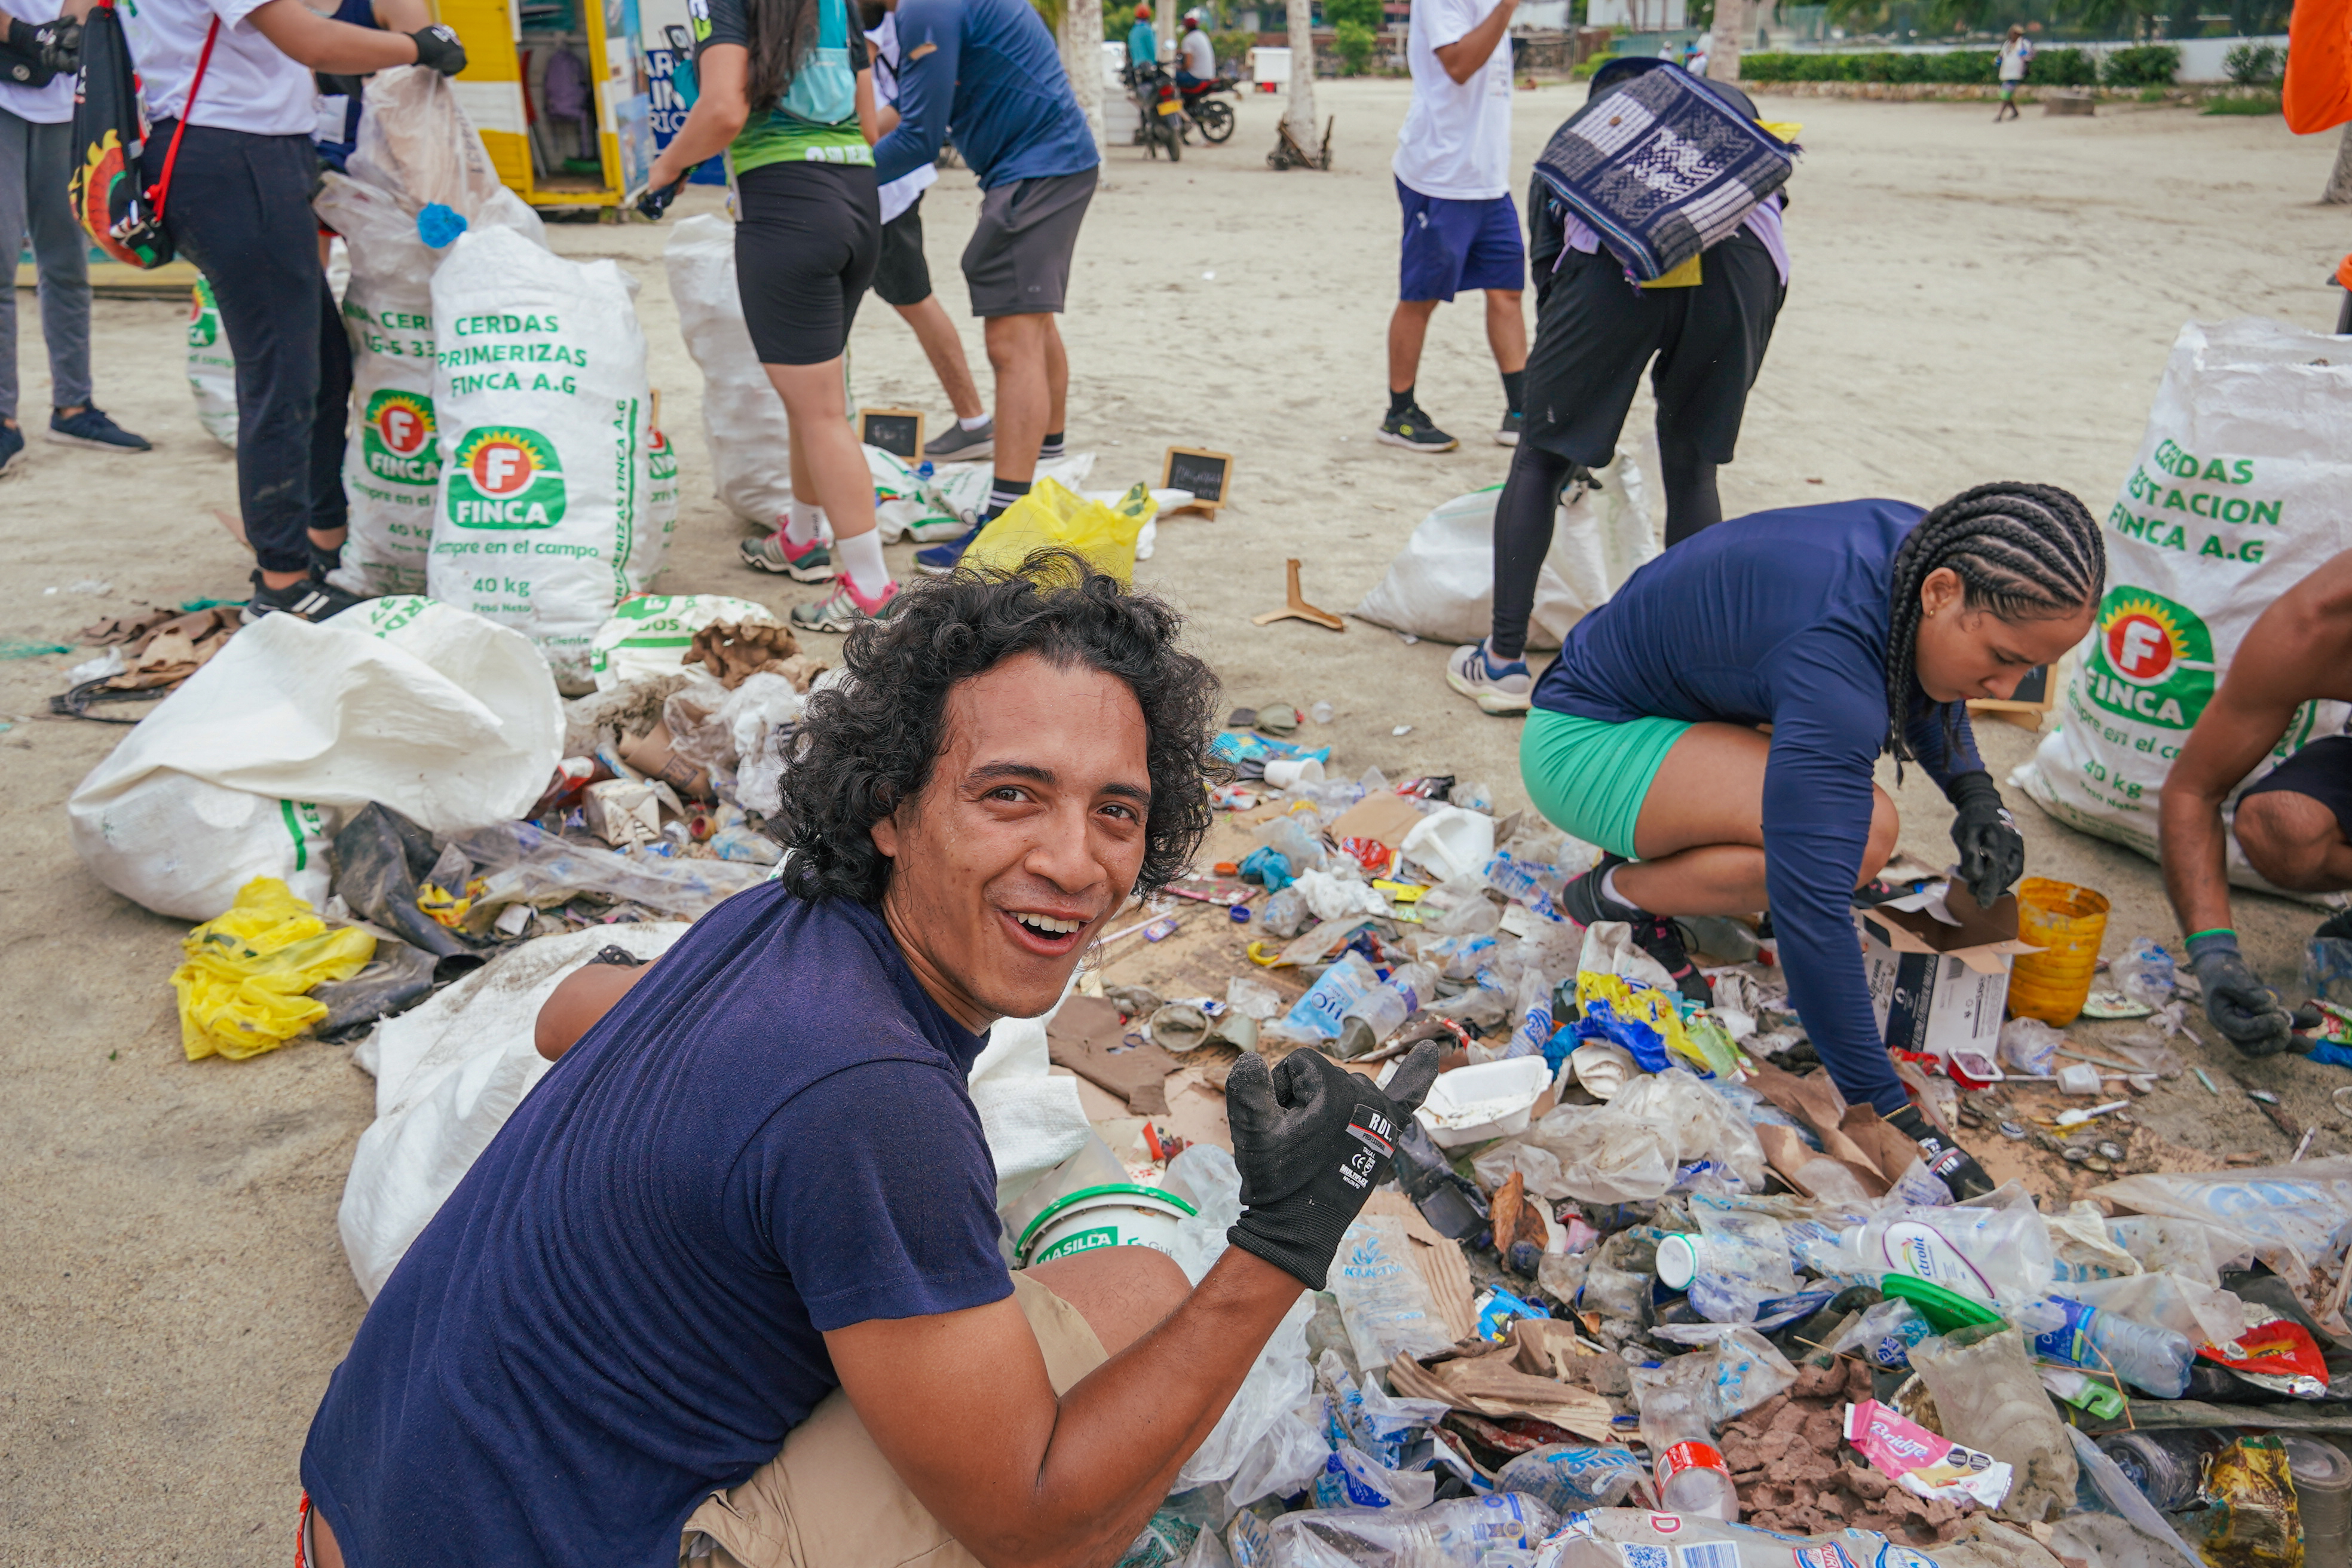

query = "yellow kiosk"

[{"left": 436, "top": 0, "right": 656, "bottom": 210}]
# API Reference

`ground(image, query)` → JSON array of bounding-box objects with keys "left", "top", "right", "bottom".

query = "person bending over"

[
  {"left": 1447, "top": 56, "right": 1788, "bottom": 714},
  {"left": 299, "top": 555, "right": 1444, "bottom": 1568},
  {"left": 1516, "top": 485, "right": 2105, "bottom": 1196},
  {"left": 874, "top": 0, "right": 1101, "bottom": 580},
  {"left": 2161, "top": 547, "right": 2352, "bottom": 1056}
]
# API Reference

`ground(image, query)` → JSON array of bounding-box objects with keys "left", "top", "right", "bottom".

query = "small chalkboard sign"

[
  {"left": 1162, "top": 446, "right": 1235, "bottom": 510},
  {"left": 1968, "top": 662, "right": 2057, "bottom": 733},
  {"left": 859, "top": 407, "right": 926, "bottom": 460}
]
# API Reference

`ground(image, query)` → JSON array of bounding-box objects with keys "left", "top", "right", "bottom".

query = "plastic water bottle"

[
  {"left": 2027, "top": 1296, "right": 2193, "bottom": 1398},
  {"left": 1839, "top": 1203, "right": 2054, "bottom": 1306},
  {"left": 1337, "top": 963, "right": 1436, "bottom": 1058},
  {"left": 1634, "top": 1377, "right": 1740, "bottom": 1521}
]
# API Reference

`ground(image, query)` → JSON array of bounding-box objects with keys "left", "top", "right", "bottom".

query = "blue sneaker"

[
  {"left": 1446, "top": 639, "right": 1532, "bottom": 714},
  {"left": 0, "top": 422, "right": 22, "bottom": 475},
  {"left": 48, "top": 405, "right": 151, "bottom": 452},
  {"left": 914, "top": 517, "right": 989, "bottom": 577}
]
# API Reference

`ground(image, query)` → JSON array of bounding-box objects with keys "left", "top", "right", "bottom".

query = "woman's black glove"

[
  {"left": 409, "top": 23, "right": 467, "bottom": 75},
  {"left": 2186, "top": 932, "right": 2296, "bottom": 1056},
  {"left": 1946, "top": 770, "right": 2024, "bottom": 909},
  {"left": 636, "top": 175, "right": 687, "bottom": 220},
  {"left": 2, "top": 16, "right": 79, "bottom": 83},
  {"left": 1225, "top": 1040, "right": 1446, "bottom": 1290}
]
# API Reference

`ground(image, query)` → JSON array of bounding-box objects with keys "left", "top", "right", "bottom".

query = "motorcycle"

[
  {"left": 1177, "top": 72, "right": 1239, "bottom": 143},
  {"left": 1122, "top": 59, "right": 1184, "bottom": 161}
]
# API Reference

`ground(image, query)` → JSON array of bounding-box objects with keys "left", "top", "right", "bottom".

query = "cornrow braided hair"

[{"left": 1884, "top": 482, "right": 2106, "bottom": 765}]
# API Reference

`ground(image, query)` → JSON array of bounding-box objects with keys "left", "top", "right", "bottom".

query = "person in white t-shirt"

[
  {"left": 0, "top": 1, "right": 150, "bottom": 474},
  {"left": 60, "top": 0, "right": 464, "bottom": 620},
  {"left": 1383, "top": 0, "right": 1526, "bottom": 454},
  {"left": 1996, "top": 25, "right": 2033, "bottom": 121},
  {"left": 1176, "top": 7, "right": 1212, "bottom": 87}
]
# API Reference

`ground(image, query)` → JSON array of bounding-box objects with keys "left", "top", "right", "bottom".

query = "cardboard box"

[{"left": 1855, "top": 884, "right": 2039, "bottom": 1062}]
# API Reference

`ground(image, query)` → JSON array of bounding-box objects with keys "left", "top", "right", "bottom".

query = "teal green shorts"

[{"left": 1519, "top": 708, "right": 1692, "bottom": 860}]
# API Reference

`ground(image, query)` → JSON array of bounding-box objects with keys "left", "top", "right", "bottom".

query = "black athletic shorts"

[
  {"left": 872, "top": 193, "right": 933, "bottom": 308},
  {"left": 963, "top": 166, "right": 1097, "bottom": 317},
  {"left": 734, "top": 160, "right": 880, "bottom": 365},
  {"left": 1520, "top": 228, "right": 1784, "bottom": 466},
  {"left": 2240, "top": 734, "right": 2352, "bottom": 842}
]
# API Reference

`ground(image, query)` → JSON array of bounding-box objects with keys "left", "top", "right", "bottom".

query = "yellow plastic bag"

[
  {"left": 962, "top": 477, "right": 1151, "bottom": 586},
  {"left": 170, "top": 877, "right": 376, "bottom": 1062},
  {"left": 1575, "top": 969, "right": 1695, "bottom": 1068}
]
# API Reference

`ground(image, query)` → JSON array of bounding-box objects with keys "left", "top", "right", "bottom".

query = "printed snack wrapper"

[
  {"left": 1842, "top": 1399, "right": 2013, "bottom": 1509},
  {"left": 1532, "top": 1507, "right": 1967, "bottom": 1568}
]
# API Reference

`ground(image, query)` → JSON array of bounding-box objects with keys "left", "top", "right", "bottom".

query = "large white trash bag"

[
  {"left": 663, "top": 213, "right": 792, "bottom": 531},
  {"left": 67, "top": 598, "right": 564, "bottom": 920},
  {"left": 1352, "top": 451, "right": 1657, "bottom": 648},
  {"left": 2016, "top": 317, "right": 2352, "bottom": 892},
  {"left": 425, "top": 225, "right": 660, "bottom": 686}
]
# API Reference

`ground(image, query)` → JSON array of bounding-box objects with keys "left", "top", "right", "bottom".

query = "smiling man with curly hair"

[{"left": 298, "top": 553, "right": 1446, "bottom": 1568}]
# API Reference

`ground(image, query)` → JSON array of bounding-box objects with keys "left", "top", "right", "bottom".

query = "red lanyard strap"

[{"left": 148, "top": 13, "right": 223, "bottom": 219}]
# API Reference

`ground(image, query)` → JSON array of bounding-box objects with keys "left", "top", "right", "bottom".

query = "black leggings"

[{"left": 1487, "top": 440, "right": 1721, "bottom": 662}]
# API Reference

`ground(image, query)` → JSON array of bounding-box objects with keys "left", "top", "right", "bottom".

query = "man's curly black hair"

[{"left": 773, "top": 550, "right": 1223, "bottom": 908}]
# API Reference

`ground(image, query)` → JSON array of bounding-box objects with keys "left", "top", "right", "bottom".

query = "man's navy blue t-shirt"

[{"left": 300, "top": 885, "right": 1009, "bottom": 1568}]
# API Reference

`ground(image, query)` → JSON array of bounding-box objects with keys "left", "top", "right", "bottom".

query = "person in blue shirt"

[
  {"left": 1523, "top": 485, "right": 2105, "bottom": 1196},
  {"left": 298, "top": 556, "right": 1446, "bottom": 1568},
  {"left": 871, "top": 0, "right": 1102, "bottom": 574},
  {"left": 1126, "top": 0, "right": 1155, "bottom": 63}
]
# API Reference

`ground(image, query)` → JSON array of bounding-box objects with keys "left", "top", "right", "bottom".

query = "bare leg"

[
  {"left": 1388, "top": 298, "right": 1441, "bottom": 393},
  {"left": 2236, "top": 791, "right": 2352, "bottom": 892},
  {"left": 763, "top": 359, "right": 877, "bottom": 541},
  {"left": 984, "top": 313, "right": 1053, "bottom": 485},
  {"left": 893, "top": 295, "right": 986, "bottom": 421},
  {"left": 1612, "top": 722, "right": 1900, "bottom": 915},
  {"left": 1024, "top": 1245, "right": 1193, "bottom": 1355},
  {"left": 1045, "top": 317, "right": 1069, "bottom": 439},
  {"left": 1484, "top": 288, "right": 1527, "bottom": 376}
]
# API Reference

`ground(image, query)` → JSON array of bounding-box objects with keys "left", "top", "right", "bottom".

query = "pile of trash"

[{"left": 1041, "top": 715, "right": 2352, "bottom": 1568}]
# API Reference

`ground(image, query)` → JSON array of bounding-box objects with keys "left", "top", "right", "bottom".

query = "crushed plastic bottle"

[
  {"left": 1830, "top": 1297, "right": 1933, "bottom": 1370},
  {"left": 1226, "top": 974, "right": 1287, "bottom": 1021},
  {"left": 1839, "top": 1198, "right": 2055, "bottom": 1306},
  {"left": 1259, "top": 1493, "right": 1556, "bottom": 1567},
  {"left": 2022, "top": 1296, "right": 2194, "bottom": 1398},
  {"left": 1494, "top": 1444, "right": 1643, "bottom": 1512},
  {"left": 1998, "top": 1015, "right": 2063, "bottom": 1076},
  {"left": 1260, "top": 886, "right": 1312, "bottom": 938},
  {"left": 1908, "top": 1322, "right": 2080, "bottom": 1524},
  {"left": 1309, "top": 700, "right": 1334, "bottom": 724},
  {"left": 1337, "top": 963, "right": 1436, "bottom": 1059},
  {"left": 1284, "top": 953, "right": 1381, "bottom": 1039},
  {"left": 2109, "top": 936, "right": 2178, "bottom": 1008},
  {"left": 1655, "top": 1199, "right": 1796, "bottom": 1324},
  {"left": 1452, "top": 780, "right": 1494, "bottom": 813},
  {"left": 1631, "top": 1359, "right": 1740, "bottom": 1521}
]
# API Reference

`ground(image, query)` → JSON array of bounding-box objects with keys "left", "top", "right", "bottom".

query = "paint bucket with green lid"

[{"left": 1014, "top": 1183, "right": 1198, "bottom": 1268}]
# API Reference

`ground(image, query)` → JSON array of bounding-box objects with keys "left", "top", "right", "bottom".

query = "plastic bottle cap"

[{"left": 1656, "top": 1234, "right": 1698, "bottom": 1291}]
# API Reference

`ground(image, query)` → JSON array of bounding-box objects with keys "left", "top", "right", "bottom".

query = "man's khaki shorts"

[{"left": 678, "top": 1274, "right": 1108, "bottom": 1568}]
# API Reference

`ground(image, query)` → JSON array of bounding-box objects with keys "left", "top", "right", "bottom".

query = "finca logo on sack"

[
  {"left": 362, "top": 391, "right": 440, "bottom": 487},
  {"left": 447, "top": 427, "right": 567, "bottom": 528},
  {"left": 187, "top": 281, "right": 220, "bottom": 349},
  {"left": 2080, "top": 586, "right": 2213, "bottom": 730}
]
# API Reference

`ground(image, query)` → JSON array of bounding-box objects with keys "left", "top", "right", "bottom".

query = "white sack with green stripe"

[
  {"left": 66, "top": 598, "right": 562, "bottom": 920},
  {"left": 425, "top": 225, "right": 663, "bottom": 688}
]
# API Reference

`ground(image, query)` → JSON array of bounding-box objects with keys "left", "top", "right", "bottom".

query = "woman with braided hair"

[{"left": 1521, "top": 485, "right": 2105, "bottom": 1194}]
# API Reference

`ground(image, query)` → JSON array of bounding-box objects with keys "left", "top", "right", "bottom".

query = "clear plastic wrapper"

[
  {"left": 447, "top": 820, "right": 768, "bottom": 930},
  {"left": 1907, "top": 1323, "right": 2079, "bottom": 1524},
  {"left": 2090, "top": 1160, "right": 2352, "bottom": 1334},
  {"left": 1493, "top": 1446, "right": 1643, "bottom": 1514},
  {"left": 1309, "top": 1446, "right": 1437, "bottom": 1511},
  {"left": 1263, "top": 1493, "right": 1557, "bottom": 1568},
  {"left": 1330, "top": 1218, "right": 1455, "bottom": 1369},
  {"left": 1830, "top": 1297, "right": 1931, "bottom": 1370}
]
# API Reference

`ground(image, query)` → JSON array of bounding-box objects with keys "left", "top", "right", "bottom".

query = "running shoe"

[
  {"left": 1557, "top": 855, "right": 1713, "bottom": 1003},
  {"left": 914, "top": 517, "right": 987, "bottom": 577},
  {"left": 1446, "top": 640, "right": 1532, "bottom": 715},
  {"left": 1496, "top": 410, "right": 1523, "bottom": 447},
  {"left": 47, "top": 405, "right": 151, "bottom": 452},
  {"left": 789, "top": 575, "right": 900, "bottom": 633},
  {"left": 241, "top": 568, "right": 364, "bottom": 624},
  {"left": 1377, "top": 405, "right": 1458, "bottom": 452},
  {"left": 741, "top": 531, "right": 837, "bottom": 581},
  {"left": 0, "top": 422, "right": 22, "bottom": 475},
  {"left": 923, "top": 416, "right": 994, "bottom": 463}
]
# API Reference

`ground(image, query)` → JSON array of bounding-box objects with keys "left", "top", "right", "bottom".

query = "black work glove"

[
  {"left": 2, "top": 16, "right": 79, "bottom": 82},
  {"left": 636, "top": 174, "right": 687, "bottom": 221},
  {"left": 1226, "top": 1040, "right": 1446, "bottom": 1290},
  {"left": 408, "top": 23, "right": 466, "bottom": 75},
  {"left": 1946, "top": 770, "right": 2025, "bottom": 911},
  {"left": 2187, "top": 932, "right": 2296, "bottom": 1056},
  {"left": 1886, "top": 1102, "right": 1996, "bottom": 1200}
]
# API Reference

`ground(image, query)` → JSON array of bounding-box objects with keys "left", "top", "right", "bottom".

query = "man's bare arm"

[
  {"left": 2161, "top": 552, "right": 2352, "bottom": 936},
  {"left": 827, "top": 1246, "right": 1299, "bottom": 1568},
  {"left": 1433, "top": 0, "right": 1514, "bottom": 84}
]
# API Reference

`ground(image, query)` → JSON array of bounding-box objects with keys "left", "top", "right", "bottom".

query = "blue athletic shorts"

[{"left": 1396, "top": 178, "right": 1526, "bottom": 302}]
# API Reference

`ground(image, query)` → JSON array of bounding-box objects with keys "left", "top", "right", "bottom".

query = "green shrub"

[
  {"left": 1570, "top": 54, "right": 1603, "bottom": 78},
  {"left": 1211, "top": 26, "right": 1255, "bottom": 68},
  {"left": 2203, "top": 88, "right": 2283, "bottom": 112},
  {"left": 1929, "top": 49, "right": 1996, "bottom": 82},
  {"left": 2030, "top": 46, "right": 2096, "bottom": 85},
  {"left": 2224, "top": 39, "right": 2281, "bottom": 84},
  {"left": 1333, "top": 17, "right": 1375, "bottom": 73},
  {"left": 2100, "top": 42, "right": 2179, "bottom": 85}
]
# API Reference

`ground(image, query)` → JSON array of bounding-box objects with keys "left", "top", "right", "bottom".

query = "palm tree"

[{"left": 1036, "top": 0, "right": 1108, "bottom": 154}]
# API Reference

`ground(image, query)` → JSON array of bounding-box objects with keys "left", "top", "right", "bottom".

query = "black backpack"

[{"left": 69, "top": 0, "right": 218, "bottom": 269}]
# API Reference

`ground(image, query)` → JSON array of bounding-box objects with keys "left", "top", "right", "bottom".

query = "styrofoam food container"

[
  {"left": 1412, "top": 1055, "right": 1553, "bottom": 1148},
  {"left": 1015, "top": 1183, "right": 1197, "bottom": 1267}
]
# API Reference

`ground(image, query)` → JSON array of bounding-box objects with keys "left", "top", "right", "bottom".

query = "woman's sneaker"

[
  {"left": 1447, "top": 640, "right": 1532, "bottom": 714},
  {"left": 1557, "top": 855, "right": 1713, "bottom": 1003},
  {"left": 242, "top": 569, "right": 364, "bottom": 624},
  {"left": 923, "top": 416, "right": 994, "bottom": 463},
  {"left": 742, "top": 531, "right": 836, "bottom": 581},
  {"left": 789, "top": 575, "right": 899, "bottom": 633},
  {"left": 914, "top": 519, "right": 987, "bottom": 577}
]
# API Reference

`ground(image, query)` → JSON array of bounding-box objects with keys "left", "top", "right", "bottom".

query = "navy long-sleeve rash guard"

[
  {"left": 1531, "top": 499, "right": 1982, "bottom": 1114},
  {"left": 872, "top": 0, "right": 1099, "bottom": 188}
]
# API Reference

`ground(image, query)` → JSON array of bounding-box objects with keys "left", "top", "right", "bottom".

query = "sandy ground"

[{"left": 5, "top": 80, "right": 2352, "bottom": 1559}]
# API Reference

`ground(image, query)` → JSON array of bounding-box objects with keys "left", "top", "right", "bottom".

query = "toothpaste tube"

[{"left": 1843, "top": 1399, "right": 2013, "bottom": 1508}]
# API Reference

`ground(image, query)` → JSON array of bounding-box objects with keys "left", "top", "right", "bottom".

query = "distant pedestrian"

[
  {"left": 1996, "top": 25, "right": 2032, "bottom": 121},
  {"left": 1126, "top": 0, "right": 1154, "bottom": 65},
  {"left": 1381, "top": 0, "right": 1526, "bottom": 453}
]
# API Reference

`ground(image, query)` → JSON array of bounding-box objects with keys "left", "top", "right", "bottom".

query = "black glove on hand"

[
  {"left": 1226, "top": 1040, "right": 1446, "bottom": 1290},
  {"left": 1946, "top": 770, "right": 2025, "bottom": 910},
  {"left": 1886, "top": 1102, "right": 1996, "bottom": 1200},
  {"left": 2187, "top": 934, "right": 2295, "bottom": 1056},
  {"left": 408, "top": 23, "right": 466, "bottom": 75},
  {"left": 3, "top": 16, "right": 80, "bottom": 82},
  {"left": 636, "top": 175, "right": 687, "bottom": 221}
]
